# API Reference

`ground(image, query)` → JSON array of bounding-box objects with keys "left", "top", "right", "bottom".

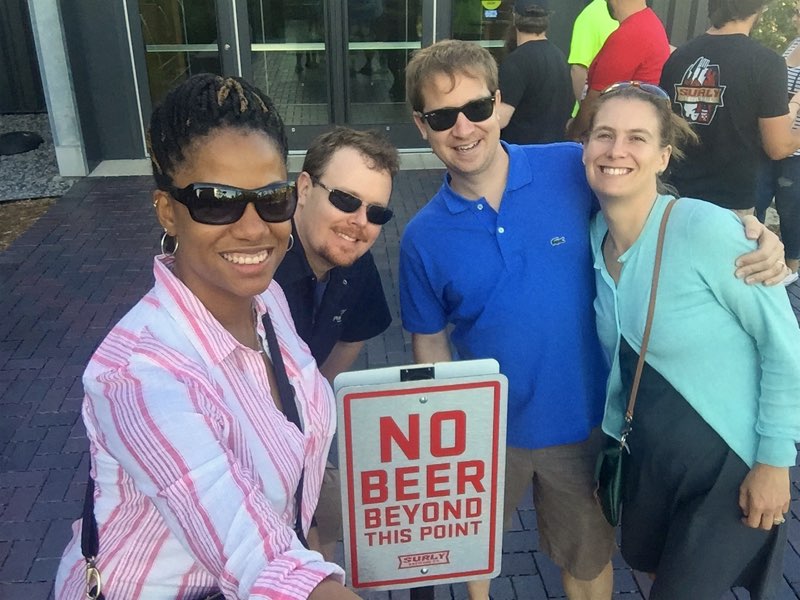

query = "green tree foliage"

[{"left": 752, "top": 0, "right": 796, "bottom": 52}]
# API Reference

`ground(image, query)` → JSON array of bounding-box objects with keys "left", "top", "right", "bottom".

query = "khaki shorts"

[
  {"left": 503, "top": 428, "right": 616, "bottom": 580},
  {"left": 314, "top": 462, "right": 342, "bottom": 546}
]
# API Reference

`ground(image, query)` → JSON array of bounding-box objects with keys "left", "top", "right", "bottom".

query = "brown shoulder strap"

[{"left": 624, "top": 198, "right": 677, "bottom": 424}]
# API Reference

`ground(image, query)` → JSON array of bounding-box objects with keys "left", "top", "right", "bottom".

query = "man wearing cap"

[
  {"left": 497, "top": 0, "right": 573, "bottom": 144},
  {"left": 567, "top": 0, "right": 670, "bottom": 139}
]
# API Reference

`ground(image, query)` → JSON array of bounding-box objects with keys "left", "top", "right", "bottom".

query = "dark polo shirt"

[{"left": 273, "top": 225, "right": 392, "bottom": 365}]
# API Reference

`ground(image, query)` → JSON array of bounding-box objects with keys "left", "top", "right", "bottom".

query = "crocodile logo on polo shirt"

[{"left": 550, "top": 236, "right": 566, "bottom": 246}]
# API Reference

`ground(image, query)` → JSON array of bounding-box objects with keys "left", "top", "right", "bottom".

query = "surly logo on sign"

[
  {"left": 398, "top": 551, "right": 450, "bottom": 569},
  {"left": 673, "top": 56, "right": 726, "bottom": 125}
]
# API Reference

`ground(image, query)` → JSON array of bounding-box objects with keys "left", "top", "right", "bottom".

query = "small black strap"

[
  {"left": 261, "top": 311, "right": 301, "bottom": 431},
  {"left": 81, "top": 475, "right": 99, "bottom": 558},
  {"left": 81, "top": 473, "right": 105, "bottom": 599},
  {"left": 261, "top": 309, "right": 309, "bottom": 549}
]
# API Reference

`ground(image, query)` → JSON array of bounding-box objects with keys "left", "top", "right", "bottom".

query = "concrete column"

[{"left": 27, "top": 0, "right": 88, "bottom": 176}]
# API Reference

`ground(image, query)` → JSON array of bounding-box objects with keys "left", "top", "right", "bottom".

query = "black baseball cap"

[{"left": 514, "top": 0, "right": 550, "bottom": 14}]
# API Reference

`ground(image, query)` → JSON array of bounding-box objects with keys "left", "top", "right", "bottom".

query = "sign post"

[{"left": 334, "top": 360, "right": 507, "bottom": 592}]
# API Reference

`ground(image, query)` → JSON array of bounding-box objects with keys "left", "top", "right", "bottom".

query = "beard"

[{"left": 313, "top": 236, "right": 365, "bottom": 272}]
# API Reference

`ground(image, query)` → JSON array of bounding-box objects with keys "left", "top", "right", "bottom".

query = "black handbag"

[
  {"left": 81, "top": 310, "right": 307, "bottom": 600},
  {"left": 594, "top": 198, "right": 676, "bottom": 527},
  {"left": 594, "top": 436, "right": 628, "bottom": 527}
]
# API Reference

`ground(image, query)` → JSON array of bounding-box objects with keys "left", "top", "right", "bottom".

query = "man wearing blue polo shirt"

[{"left": 399, "top": 39, "right": 785, "bottom": 600}]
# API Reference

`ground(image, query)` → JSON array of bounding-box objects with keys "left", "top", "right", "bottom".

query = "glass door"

[
  {"left": 134, "top": 0, "right": 430, "bottom": 149},
  {"left": 346, "top": 0, "right": 422, "bottom": 123},
  {"left": 451, "top": 0, "right": 512, "bottom": 62},
  {"left": 244, "top": 0, "right": 425, "bottom": 148},
  {"left": 246, "top": 0, "right": 330, "bottom": 130},
  {"left": 138, "top": 0, "right": 234, "bottom": 107}
]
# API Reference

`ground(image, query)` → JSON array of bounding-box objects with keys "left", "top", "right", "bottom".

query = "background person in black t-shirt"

[
  {"left": 273, "top": 127, "right": 399, "bottom": 560},
  {"left": 496, "top": 0, "right": 574, "bottom": 144},
  {"left": 660, "top": 0, "right": 800, "bottom": 217}
]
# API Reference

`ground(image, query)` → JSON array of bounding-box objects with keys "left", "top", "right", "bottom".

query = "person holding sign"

[{"left": 398, "top": 40, "right": 788, "bottom": 600}]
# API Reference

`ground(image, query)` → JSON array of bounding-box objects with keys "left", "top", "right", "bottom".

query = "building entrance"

[{"left": 137, "top": 0, "right": 424, "bottom": 149}]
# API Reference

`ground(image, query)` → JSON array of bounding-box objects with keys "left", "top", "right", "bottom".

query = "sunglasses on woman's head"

[
  {"left": 165, "top": 181, "right": 297, "bottom": 225},
  {"left": 310, "top": 177, "right": 394, "bottom": 225},
  {"left": 601, "top": 81, "right": 671, "bottom": 100},
  {"left": 418, "top": 95, "right": 496, "bottom": 131}
]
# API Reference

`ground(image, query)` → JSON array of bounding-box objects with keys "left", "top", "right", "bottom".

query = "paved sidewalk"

[{"left": 1, "top": 173, "right": 799, "bottom": 599}]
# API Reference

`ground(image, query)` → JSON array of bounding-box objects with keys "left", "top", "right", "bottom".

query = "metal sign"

[{"left": 336, "top": 366, "right": 507, "bottom": 590}]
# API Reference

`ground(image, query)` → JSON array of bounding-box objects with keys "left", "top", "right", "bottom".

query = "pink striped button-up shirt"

[{"left": 56, "top": 256, "right": 344, "bottom": 599}]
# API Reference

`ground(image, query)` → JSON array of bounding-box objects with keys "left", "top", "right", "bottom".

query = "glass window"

[
  {"left": 346, "top": 0, "right": 422, "bottom": 124},
  {"left": 451, "top": 0, "right": 513, "bottom": 64},
  {"left": 139, "top": 0, "right": 221, "bottom": 105},
  {"left": 247, "top": 0, "right": 330, "bottom": 126}
]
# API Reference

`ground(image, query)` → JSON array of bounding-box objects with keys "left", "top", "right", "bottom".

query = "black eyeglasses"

[
  {"left": 418, "top": 95, "right": 496, "bottom": 131},
  {"left": 165, "top": 181, "right": 297, "bottom": 225},
  {"left": 601, "top": 81, "right": 670, "bottom": 100},
  {"left": 311, "top": 177, "right": 393, "bottom": 225}
]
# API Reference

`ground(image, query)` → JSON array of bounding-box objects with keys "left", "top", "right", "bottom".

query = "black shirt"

[
  {"left": 660, "top": 34, "right": 788, "bottom": 210},
  {"left": 499, "top": 39, "right": 574, "bottom": 144},
  {"left": 273, "top": 225, "right": 392, "bottom": 365}
]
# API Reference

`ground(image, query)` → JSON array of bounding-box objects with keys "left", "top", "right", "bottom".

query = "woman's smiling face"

[
  {"left": 155, "top": 127, "right": 291, "bottom": 314},
  {"left": 583, "top": 97, "right": 672, "bottom": 203}
]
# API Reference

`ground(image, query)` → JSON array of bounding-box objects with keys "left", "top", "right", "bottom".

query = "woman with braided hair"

[{"left": 55, "top": 74, "right": 359, "bottom": 599}]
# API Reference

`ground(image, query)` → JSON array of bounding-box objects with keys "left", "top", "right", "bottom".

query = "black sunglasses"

[
  {"left": 311, "top": 177, "right": 393, "bottom": 225},
  {"left": 418, "top": 95, "right": 496, "bottom": 131},
  {"left": 166, "top": 181, "right": 297, "bottom": 225},
  {"left": 601, "top": 81, "right": 670, "bottom": 100}
]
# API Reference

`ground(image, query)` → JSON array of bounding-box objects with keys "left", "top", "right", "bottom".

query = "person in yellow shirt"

[{"left": 567, "top": 0, "right": 618, "bottom": 111}]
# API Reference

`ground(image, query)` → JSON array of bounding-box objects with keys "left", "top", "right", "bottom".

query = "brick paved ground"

[{"left": 1, "top": 173, "right": 799, "bottom": 599}]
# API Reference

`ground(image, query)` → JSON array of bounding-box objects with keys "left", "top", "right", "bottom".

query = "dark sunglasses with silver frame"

[
  {"left": 310, "top": 176, "right": 394, "bottom": 225},
  {"left": 165, "top": 181, "right": 297, "bottom": 225},
  {"left": 417, "top": 95, "right": 497, "bottom": 132},
  {"left": 601, "top": 81, "right": 671, "bottom": 100}
]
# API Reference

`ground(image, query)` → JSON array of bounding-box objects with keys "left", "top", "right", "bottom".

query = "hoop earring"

[
  {"left": 160, "top": 231, "right": 179, "bottom": 255},
  {"left": 287, "top": 234, "right": 294, "bottom": 251}
]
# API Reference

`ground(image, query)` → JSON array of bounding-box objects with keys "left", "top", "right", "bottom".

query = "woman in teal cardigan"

[{"left": 585, "top": 82, "right": 800, "bottom": 599}]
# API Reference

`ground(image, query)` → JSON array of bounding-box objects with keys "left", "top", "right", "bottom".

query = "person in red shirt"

[{"left": 567, "top": 0, "right": 670, "bottom": 140}]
